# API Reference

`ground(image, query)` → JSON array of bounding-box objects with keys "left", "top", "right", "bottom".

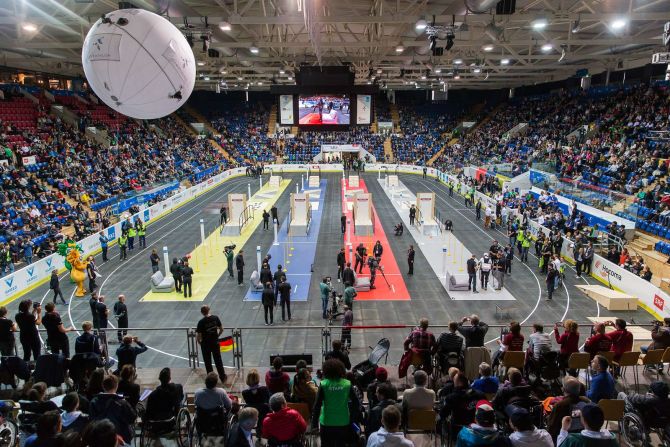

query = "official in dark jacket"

[
  {"left": 236, "top": 251, "right": 245, "bottom": 285},
  {"left": 181, "top": 261, "right": 194, "bottom": 298},
  {"left": 262, "top": 283, "right": 275, "bottom": 326},
  {"left": 49, "top": 270, "right": 66, "bottom": 305},
  {"left": 170, "top": 258, "right": 183, "bottom": 292}
]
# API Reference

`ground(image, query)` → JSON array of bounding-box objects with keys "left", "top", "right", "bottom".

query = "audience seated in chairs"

[
  {"left": 24, "top": 382, "right": 59, "bottom": 414},
  {"left": 116, "top": 364, "right": 140, "bottom": 409},
  {"left": 437, "top": 367, "right": 461, "bottom": 399},
  {"left": 456, "top": 400, "right": 510, "bottom": 447},
  {"left": 366, "top": 382, "right": 399, "bottom": 436},
  {"left": 366, "top": 405, "right": 414, "bottom": 447},
  {"left": 505, "top": 404, "right": 552, "bottom": 447},
  {"left": 227, "top": 407, "right": 259, "bottom": 447},
  {"left": 24, "top": 410, "right": 62, "bottom": 447},
  {"left": 402, "top": 370, "right": 435, "bottom": 415},
  {"left": 471, "top": 363, "right": 499, "bottom": 395},
  {"left": 439, "top": 373, "right": 484, "bottom": 441},
  {"left": 366, "top": 367, "right": 396, "bottom": 412},
  {"left": 556, "top": 404, "right": 618, "bottom": 447},
  {"left": 290, "top": 367, "right": 318, "bottom": 410},
  {"left": 145, "top": 367, "right": 184, "bottom": 421},
  {"left": 82, "top": 368, "right": 104, "bottom": 402},
  {"left": 81, "top": 420, "right": 121, "bottom": 447},
  {"left": 262, "top": 392, "right": 307, "bottom": 444},
  {"left": 586, "top": 355, "right": 616, "bottom": 404},
  {"left": 492, "top": 368, "right": 532, "bottom": 411},
  {"left": 265, "top": 357, "right": 291, "bottom": 395},
  {"left": 433, "top": 322, "right": 464, "bottom": 372},
  {"left": 195, "top": 372, "right": 233, "bottom": 412},
  {"left": 242, "top": 369, "right": 270, "bottom": 434},
  {"left": 546, "top": 377, "right": 590, "bottom": 442},
  {"left": 619, "top": 380, "right": 670, "bottom": 433},
  {"left": 61, "top": 392, "right": 90, "bottom": 434},
  {"left": 89, "top": 374, "right": 137, "bottom": 444}
]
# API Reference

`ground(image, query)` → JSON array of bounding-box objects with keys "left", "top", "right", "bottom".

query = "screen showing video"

[{"left": 298, "top": 94, "right": 350, "bottom": 125}]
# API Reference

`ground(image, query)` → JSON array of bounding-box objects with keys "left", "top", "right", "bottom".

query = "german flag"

[{"left": 219, "top": 336, "right": 235, "bottom": 352}]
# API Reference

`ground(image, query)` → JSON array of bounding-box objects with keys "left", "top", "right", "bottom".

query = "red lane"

[{"left": 342, "top": 178, "right": 410, "bottom": 301}]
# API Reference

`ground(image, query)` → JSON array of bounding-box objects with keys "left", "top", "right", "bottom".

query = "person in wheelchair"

[
  {"left": 262, "top": 393, "right": 307, "bottom": 446},
  {"left": 145, "top": 368, "right": 185, "bottom": 422},
  {"left": 394, "top": 223, "right": 403, "bottom": 236},
  {"left": 195, "top": 372, "right": 233, "bottom": 412},
  {"left": 432, "top": 322, "right": 464, "bottom": 373},
  {"left": 403, "top": 319, "right": 436, "bottom": 374},
  {"left": 619, "top": 381, "right": 670, "bottom": 433}
]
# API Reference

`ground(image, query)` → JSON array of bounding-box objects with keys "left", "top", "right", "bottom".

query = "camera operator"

[
  {"left": 320, "top": 277, "right": 334, "bottom": 319},
  {"left": 224, "top": 245, "right": 235, "bottom": 279},
  {"left": 643, "top": 318, "right": 670, "bottom": 361},
  {"left": 15, "top": 300, "right": 42, "bottom": 362}
]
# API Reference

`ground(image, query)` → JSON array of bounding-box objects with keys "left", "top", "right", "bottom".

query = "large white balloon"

[{"left": 82, "top": 9, "right": 196, "bottom": 120}]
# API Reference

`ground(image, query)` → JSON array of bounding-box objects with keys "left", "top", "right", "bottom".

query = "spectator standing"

[
  {"left": 170, "top": 258, "right": 183, "bottom": 292},
  {"left": 325, "top": 340, "right": 351, "bottom": 370},
  {"left": 262, "top": 282, "right": 275, "bottom": 326},
  {"left": 466, "top": 254, "right": 478, "bottom": 293},
  {"left": 15, "top": 300, "right": 41, "bottom": 362},
  {"left": 0, "top": 306, "right": 16, "bottom": 356},
  {"left": 42, "top": 302, "right": 74, "bottom": 358},
  {"left": 457, "top": 315, "right": 489, "bottom": 348},
  {"left": 98, "top": 232, "right": 109, "bottom": 262},
  {"left": 236, "top": 250, "right": 245, "bottom": 285},
  {"left": 181, "top": 261, "right": 194, "bottom": 298},
  {"left": 554, "top": 320, "right": 580, "bottom": 370},
  {"left": 604, "top": 319, "right": 633, "bottom": 363},
  {"left": 113, "top": 295, "right": 128, "bottom": 343},
  {"left": 278, "top": 276, "right": 291, "bottom": 321},
  {"left": 149, "top": 249, "right": 160, "bottom": 274},
  {"left": 584, "top": 323, "right": 613, "bottom": 359},
  {"left": 86, "top": 257, "right": 98, "bottom": 294},
  {"left": 115, "top": 335, "right": 147, "bottom": 371},
  {"left": 196, "top": 305, "right": 226, "bottom": 381}
]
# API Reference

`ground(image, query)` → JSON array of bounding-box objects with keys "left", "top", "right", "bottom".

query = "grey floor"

[{"left": 21, "top": 172, "right": 647, "bottom": 371}]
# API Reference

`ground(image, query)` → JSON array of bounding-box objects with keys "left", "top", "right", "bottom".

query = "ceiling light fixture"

[
  {"left": 610, "top": 18, "right": 627, "bottom": 30},
  {"left": 415, "top": 19, "right": 428, "bottom": 32},
  {"left": 22, "top": 23, "right": 37, "bottom": 32},
  {"left": 454, "top": 75, "right": 461, "bottom": 80},
  {"left": 395, "top": 45, "right": 404, "bottom": 53},
  {"left": 279, "top": 69, "right": 285, "bottom": 74},
  {"left": 218, "top": 21, "right": 231, "bottom": 31},
  {"left": 377, "top": 68, "right": 383, "bottom": 74},
  {"left": 473, "top": 67, "right": 481, "bottom": 73},
  {"left": 453, "top": 58, "right": 463, "bottom": 65},
  {"left": 541, "top": 43, "right": 553, "bottom": 52},
  {"left": 421, "top": 75, "right": 427, "bottom": 80},
  {"left": 250, "top": 46, "right": 259, "bottom": 54},
  {"left": 435, "top": 68, "right": 441, "bottom": 73},
  {"left": 501, "top": 58, "right": 510, "bottom": 65},
  {"left": 482, "top": 44, "right": 494, "bottom": 52},
  {"left": 197, "top": 61, "right": 205, "bottom": 66},
  {"left": 531, "top": 18, "right": 548, "bottom": 30},
  {"left": 237, "top": 76, "right": 243, "bottom": 80},
  {"left": 220, "top": 68, "right": 227, "bottom": 74}
]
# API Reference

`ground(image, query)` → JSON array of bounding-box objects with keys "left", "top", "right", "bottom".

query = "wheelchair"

[
  {"left": 621, "top": 403, "right": 670, "bottom": 447},
  {"left": 432, "top": 351, "right": 462, "bottom": 383},
  {"left": 190, "top": 405, "right": 232, "bottom": 447},
  {"left": 0, "top": 401, "right": 18, "bottom": 447},
  {"left": 138, "top": 404, "right": 192, "bottom": 447}
]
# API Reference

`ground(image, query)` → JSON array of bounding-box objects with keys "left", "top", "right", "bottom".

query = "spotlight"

[
  {"left": 541, "top": 43, "right": 553, "bottom": 52},
  {"left": 218, "top": 21, "right": 232, "bottom": 31},
  {"left": 454, "top": 74, "right": 461, "bottom": 80},
  {"left": 421, "top": 75, "right": 427, "bottom": 80},
  {"left": 279, "top": 69, "right": 285, "bottom": 74},
  {"left": 453, "top": 58, "right": 463, "bottom": 65},
  {"left": 445, "top": 36, "right": 454, "bottom": 51},
  {"left": 395, "top": 45, "right": 404, "bottom": 53},
  {"left": 501, "top": 58, "right": 510, "bottom": 65},
  {"left": 531, "top": 18, "right": 548, "bottom": 30},
  {"left": 482, "top": 44, "right": 494, "bottom": 52},
  {"left": 415, "top": 19, "right": 428, "bottom": 32},
  {"left": 610, "top": 18, "right": 627, "bottom": 30},
  {"left": 250, "top": 46, "right": 259, "bottom": 54},
  {"left": 473, "top": 67, "right": 481, "bottom": 73},
  {"left": 237, "top": 76, "right": 243, "bottom": 80},
  {"left": 435, "top": 68, "right": 441, "bottom": 73},
  {"left": 197, "top": 61, "right": 205, "bottom": 66},
  {"left": 377, "top": 68, "right": 383, "bottom": 74},
  {"left": 204, "top": 76, "right": 210, "bottom": 81},
  {"left": 22, "top": 23, "right": 37, "bottom": 32}
]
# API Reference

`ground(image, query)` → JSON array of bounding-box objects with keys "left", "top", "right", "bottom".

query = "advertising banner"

[
  {"left": 279, "top": 95, "right": 294, "bottom": 125},
  {"left": 356, "top": 95, "right": 372, "bottom": 125}
]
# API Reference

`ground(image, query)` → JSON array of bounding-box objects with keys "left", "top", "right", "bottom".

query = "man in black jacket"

[
  {"left": 262, "top": 210, "right": 270, "bottom": 230},
  {"left": 457, "top": 315, "right": 489, "bottom": 348},
  {"left": 145, "top": 368, "right": 184, "bottom": 421},
  {"left": 262, "top": 282, "right": 275, "bottom": 326},
  {"left": 278, "top": 276, "right": 292, "bottom": 321},
  {"left": 181, "top": 261, "right": 194, "bottom": 298},
  {"left": 341, "top": 214, "right": 346, "bottom": 234},
  {"left": 235, "top": 250, "right": 245, "bottom": 285},
  {"left": 49, "top": 270, "right": 67, "bottom": 305},
  {"left": 336, "top": 248, "right": 345, "bottom": 282},
  {"left": 115, "top": 335, "right": 148, "bottom": 371},
  {"left": 342, "top": 262, "right": 356, "bottom": 286},
  {"left": 366, "top": 383, "right": 398, "bottom": 435},
  {"left": 90, "top": 375, "right": 137, "bottom": 444},
  {"left": 113, "top": 295, "right": 128, "bottom": 343},
  {"left": 89, "top": 293, "right": 99, "bottom": 330},
  {"left": 170, "top": 258, "right": 183, "bottom": 293}
]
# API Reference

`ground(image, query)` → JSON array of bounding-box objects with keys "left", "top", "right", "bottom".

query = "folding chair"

[
  {"left": 597, "top": 351, "right": 615, "bottom": 364},
  {"left": 662, "top": 347, "right": 670, "bottom": 374},
  {"left": 499, "top": 351, "right": 525, "bottom": 379},
  {"left": 638, "top": 349, "right": 665, "bottom": 382},
  {"left": 598, "top": 399, "right": 625, "bottom": 441},
  {"left": 568, "top": 352, "right": 591, "bottom": 387},
  {"left": 405, "top": 409, "right": 438, "bottom": 447},
  {"left": 612, "top": 351, "right": 640, "bottom": 393}
]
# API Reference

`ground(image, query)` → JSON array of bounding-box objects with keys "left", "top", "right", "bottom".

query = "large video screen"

[{"left": 298, "top": 94, "right": 350, "bottom": 125}]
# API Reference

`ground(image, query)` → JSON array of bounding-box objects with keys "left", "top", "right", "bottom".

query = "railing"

[{"left": 238, "top": 204, "right": 254, "bottom": 234}]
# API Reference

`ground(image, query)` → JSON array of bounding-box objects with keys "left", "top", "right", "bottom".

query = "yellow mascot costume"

[{"left": 58, "top": 240, "right": 89, "bottom": 297}]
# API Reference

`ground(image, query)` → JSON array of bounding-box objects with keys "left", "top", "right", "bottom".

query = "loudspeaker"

[{"left": 496, "top": 0, "right": 516, "bottom": 14}]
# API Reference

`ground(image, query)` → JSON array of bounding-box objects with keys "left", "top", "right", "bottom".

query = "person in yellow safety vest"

[
  {"left": 127, "top": 225, "right": 137, "bottom": 251},
  {"left": 136, "top": 220, "right": 146, "bottom": 249},
  {"left": 119, "top": 232, "right": 128, "bottom": 261},
  {"left": 516, "top": 228, "right": 525, "bottom": 255},
  {"left": 521, "top": 233, "right": 531, "bottom": 263}
]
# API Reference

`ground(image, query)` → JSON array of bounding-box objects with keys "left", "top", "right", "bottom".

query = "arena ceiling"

[{"left": 0, "top": 0, "right": 668, "bottom": 90}]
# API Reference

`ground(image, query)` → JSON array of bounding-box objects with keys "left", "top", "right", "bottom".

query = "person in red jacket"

[
  {"left": 604, "top": 318, "right": 633, "bottom": 362},
  {"left": 554, "top": 320, "right": 580, "bottom": 372},
  {"left": 262, "top": 392, "right": 307, "bottom": 442},
  {"left": 583, "top": 323, "right": 613, "bottom": 359},
  {"left": 265, "top": 356, "right": 290, "bottom": 395}
]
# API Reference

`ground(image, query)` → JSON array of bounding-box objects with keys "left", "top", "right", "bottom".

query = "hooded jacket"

[
  {"left": 509, "top": 428, "right": 553, "bottom": 447},
  {"left": 456, "top": 424, "right": 511, "bottom": 447},
  {"left": 366, "top": 428, "right": 414, "bottom": 447}
]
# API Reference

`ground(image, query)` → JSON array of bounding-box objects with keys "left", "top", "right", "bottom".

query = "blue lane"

[{"left": 244, "top": 179, "right": 327, "bottom": 301}]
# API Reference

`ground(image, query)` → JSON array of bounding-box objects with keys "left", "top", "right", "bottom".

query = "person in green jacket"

[
  {"left": 311, "top": 359, "right": 361, "bottom": 447},
  {"left": 118, "top": 232, "right": 128, "bottom": 261},
  {"left": 136, "top": 220, "right": 146, "bottom": 249},
  {"left": 127, "top": 225, "right": 137, "bottom": 250},
  {"left": 556, "top": 404, "right": 618, "bottom": 447},
  {"left": 320, "top": 277, "right": 333, "bottom": 319},
  {"left": 343, "top": 282, "right": 357, "bottom": 309}
]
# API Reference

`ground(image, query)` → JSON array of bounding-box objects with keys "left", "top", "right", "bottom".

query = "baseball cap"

[
  {"left": 580, "top": 404, "right": 605, "bottom": 430},
  {"left": 475, "top": 400, "right": 495, "bottom": 425},
  {"left": 505, "top": 405, "right": 529, "bottom": 427}
]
